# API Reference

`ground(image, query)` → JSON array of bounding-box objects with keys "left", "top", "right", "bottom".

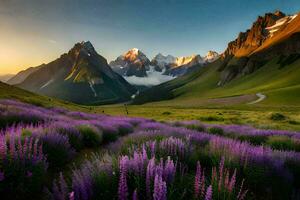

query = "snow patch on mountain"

[
  {"left": 204, "top": 51, "right": 220, "bottom": 62},
  {"left": 89, "top": 81, "right": 97, "bottom": 97},
  {"left": 266, "top": 14, "right": 298, "bottom": 37},
  {"left": 111, "top": 49, "right": 219, "bottom": 86},
  {"left": 40, "top": 79, "right": 54, "bottom": 89}
]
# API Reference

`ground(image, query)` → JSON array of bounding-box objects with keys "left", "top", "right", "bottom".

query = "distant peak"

[
  {"left": 126, "top": 48, "right": 140, "bottom": 55},
  {"left": 206, "top": 50, "right": 219, "bottom": 56},
  {"left": 123, "top": 48, "right": 148, "bottom": 59},
  {"left": 274, "top": 10, "right": 285, "bottom": 17},
  {"left": 81, "top": 41, "right": 94, "bottom": 50},
  {"left": 131, "top": 48, "right": 139, "bottom": 52}
]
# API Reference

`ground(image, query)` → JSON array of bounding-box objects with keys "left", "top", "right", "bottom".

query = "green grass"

[
  {"left": 2, "top": 56, "right": 300, "bottom": 133},
  {"left": 134, "top": 56, "right": 300, "bottom": 108},
  {"left": 0, "top": 81, "right": 89, "bottom": 110}
]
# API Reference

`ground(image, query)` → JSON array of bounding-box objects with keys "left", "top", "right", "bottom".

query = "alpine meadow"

[{"left": 1, "top": 1, "right": 300, "bottom": 200}]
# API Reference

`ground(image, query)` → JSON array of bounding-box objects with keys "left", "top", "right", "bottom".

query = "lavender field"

[{"left": 1, "top": 100, "right": 300, "bottom": 200}]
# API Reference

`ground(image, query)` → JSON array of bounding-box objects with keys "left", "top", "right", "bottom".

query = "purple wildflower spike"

[
  {"left": 132, "top": 189, "right": 138, "bottom": 200},
  {"left": 204, "top": 185, "right": 212, "bottom": 200},
  {"left": 194, "top": 161, "right": 201, "bottom": 198},
  {"left": 153, "top": 174, "right": 167, "bottom": 200}
]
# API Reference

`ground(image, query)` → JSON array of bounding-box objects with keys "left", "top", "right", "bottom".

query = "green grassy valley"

[
  {"left": 2, "top": 79, "right": 300, "bottom": 131},
  {"left": 133, "top": 56, "right": 300, "bottom": 108}
]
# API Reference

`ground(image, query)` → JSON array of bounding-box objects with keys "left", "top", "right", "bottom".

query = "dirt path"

[{"left": 247, "top": 93, "right": 266, "bottom": 104}]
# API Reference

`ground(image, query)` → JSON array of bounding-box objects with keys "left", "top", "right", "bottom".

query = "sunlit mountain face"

[{"left": 109, "top": 48, "right": 219, "bottom": 86}]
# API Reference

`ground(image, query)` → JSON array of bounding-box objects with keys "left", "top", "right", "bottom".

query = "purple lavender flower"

[
  {"left": 205, "top": 185, "right": 212, "bottom": 200},
  {"left": 118, "top": 156, "right": 129, "bottom": 200},
  {"left": 52, "top": 173, "right": 69, "bottom": 200},
  {"left": 69, "top": 192, "right": 74, "bottom": 200},
  {"left": 132, "top": 189, "right": 138, "bottom": 200},
  {"left": 146, "top": 157, "right": 156, "bottom": 198},
  {"left": 153, "top": 174, "right": 167, "bottom": 200},
  {"left": 194, "top": 161, "right": 201, "bottom": 198},
  {"left": 163, "top": 157, "right": 176, "bottom": 184}
]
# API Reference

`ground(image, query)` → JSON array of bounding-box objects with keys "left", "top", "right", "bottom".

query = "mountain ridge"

[
  {"left": 15, "top": 41, "right": 136, "bottom": 105},
  {"left": 110, "top": 49, "right": 219, "bottom": 79}
]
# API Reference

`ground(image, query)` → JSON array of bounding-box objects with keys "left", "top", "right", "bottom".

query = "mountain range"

[
  {"left": 8, "top": 42, "right": 219, "bottom": 103},
  {"left": 6, "top": 10, "right": 300, "bottom": 106},
  {"left": 9, "top": 41, "right": 136, "bottom": 105},
  {"left": 110, "top": 48, "right": 219, "bottom": 78}
]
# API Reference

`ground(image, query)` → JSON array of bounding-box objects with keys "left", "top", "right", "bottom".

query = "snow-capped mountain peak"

[
  {"left": 110, "top": 49, "right": 220, "bottom": 86},
  {"left": 204, "top": 51, "right": 220, "bottom": 62},
  {"left": 175, "top": 54, "right": 203, "bottom": 66},
  {"left": 123, "top": 48, "right": 150, "bottom": 63}
]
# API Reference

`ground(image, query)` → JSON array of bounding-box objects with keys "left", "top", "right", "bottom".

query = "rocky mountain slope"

[
  {"left": 7, "top": 66, "right": 43, "bottom": 85},
  {"left": 16, "top": 41, "right": 136, "bottom": 104},
  {"left": 220, "top": 11, "right": 300, "bottom": 85},
  {"left": 133, "top": 10, "right": 300, "bottom": 106},
  {"left": 0, "top": 74, "right": 14, "bottom": 83},
  {"left": 154, "top": 52, "right": 219, "bottom": 76},
  {"left": 109, "top": 48, "right": 151, "bottom": 77}
]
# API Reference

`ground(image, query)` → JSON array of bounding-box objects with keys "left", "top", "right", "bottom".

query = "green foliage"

[
  {"left": 93, "top": 171, "right": 117, "bottom": 199},
  {"left": 185, "top": 124, "right": 206, "bottom": 132},
  {"left": 0, "top": 160, "right": 47, "bottom": 200},
  {"left": 117, "top": 124, "right": 133, "bottom": 136},
  {"left": 266, "top": 136, "right": 300, "bottom": 151},
  {"left": 270, "top": 113, "right": 286, "bottom": 121},
  {"left": 77, "top": 125, "right": 103, "bottom": 147},
  {"left": 162, "top": 111, "right": 171, "bottom": 115},
  {"left": 21, "top": 129, "right": 33, "bottom": 138},
  {"left": 238, "top": 135, "right": 268, "bottom": 145},
  {"left": 102, "top": 130, "right": 119, "bottom": 144},
  {"left": 0, "top": 115, "right": 42, "bottom": 129},
  {"left": 208, "top": 127, "right": 224, "bottom": 136},
  {"left": 42, "top": 137, "right": 74, "bottom": 169},
  {"left": 55, "top": 127, "right": 83, "bottom": 151},
  {"left": 199, "top": 115, "right": 224, "bottom": 122},
  {"left": 288, "top": 120, "right": 300, "bottom": 125}
]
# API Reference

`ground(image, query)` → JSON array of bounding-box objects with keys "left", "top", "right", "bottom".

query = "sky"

[{"left": 1, "top": 0, "right": 300, "bottom": 75}]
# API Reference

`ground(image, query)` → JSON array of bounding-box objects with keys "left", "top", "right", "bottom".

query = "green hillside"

[
  {"left": 0, "top": 81, "right": 87, "bottom": 110},
  {"left": 133, "top": 56, "right": 300, "bottom": 108}
]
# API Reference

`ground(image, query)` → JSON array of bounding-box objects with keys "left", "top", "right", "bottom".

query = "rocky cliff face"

[
  {"left": 219, "top": 11, "right": 300, "bottom": 85},
  {"left": 223, "top": 11, "right": 285, "bottom": 58}
]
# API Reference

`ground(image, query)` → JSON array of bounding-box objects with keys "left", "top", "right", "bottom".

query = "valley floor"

[{"left": 96, "top": 103, "right": 300, "bottom": 131}]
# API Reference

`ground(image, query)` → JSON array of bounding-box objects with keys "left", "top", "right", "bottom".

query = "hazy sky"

[{"left": 1, "top": 0, "right": 300, "bottom": 74}]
